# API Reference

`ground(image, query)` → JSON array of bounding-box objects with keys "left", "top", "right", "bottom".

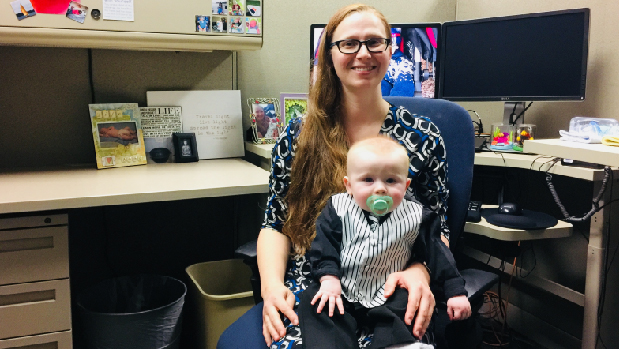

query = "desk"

[
  {"left": 469, "top": 145, "right": 617, "bottom": 349},
  {"left": 524, "top": 139, "right": 619, "bottom": 167},
  {"left": 522, "top": 139, "right": 618, "bottom": 349},
  {"left": 0, "top": 159, "right": 269, "bottom": 214},
  {"left": 465, "top": 205, "right": 572, "bottom": 241},
  {"left": 0, "top": 158, "right": 269, "bottom": 346}
]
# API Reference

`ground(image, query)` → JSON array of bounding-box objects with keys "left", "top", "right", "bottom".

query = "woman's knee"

[{"left": 217, "top": 303, "right": 267, "bottom": 349}]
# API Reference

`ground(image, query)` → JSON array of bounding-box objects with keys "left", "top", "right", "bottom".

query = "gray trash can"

[{"left": 76, "top": 274, "right": 186, "bottom": 349}]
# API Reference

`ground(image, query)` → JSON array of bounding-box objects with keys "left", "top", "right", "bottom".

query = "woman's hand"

[
  {"left": 384, "top": 263, "right": 435, "bottom": 339},
  {"left": 257, "top": 227, "right": 296, "bottom": 346},
  {"left": 261, "top": 282, "right": 298, "bottom": 345}
]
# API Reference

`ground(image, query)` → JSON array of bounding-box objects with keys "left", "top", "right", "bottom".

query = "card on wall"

[{"left": 146, "top": 91, "right": 244, "bottom": 160}]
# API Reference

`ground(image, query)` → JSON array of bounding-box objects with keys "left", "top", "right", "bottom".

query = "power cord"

[
  {"left": 509, "top": 102, "right": 533, "bottom": 126},
  {"left": 545, "top": 161, "right": 617, "bottom": 347},
  {"left": 88, "top": 48, "right": 96, "bottom": 104},
  {"left": 480, "top": 291, "right": 512, "bottom": 347},
  {"left": 546, "top": 164, "right": 615, "bottom": 222},
  {"left": 468, "top": 110, "right": 483, "bottom": 134}
]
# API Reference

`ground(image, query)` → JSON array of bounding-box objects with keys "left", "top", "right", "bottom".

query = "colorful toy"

[
  {"left": 489, "top": 125, "right": 514, "bottom": 151},
  {"left": 513, "top": 124, "right": 536, "bottom": 152}
]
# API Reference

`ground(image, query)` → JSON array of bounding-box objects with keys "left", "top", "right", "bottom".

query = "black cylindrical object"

[{"left": 77, "top": 274, "right": 186, "bottom": 349}]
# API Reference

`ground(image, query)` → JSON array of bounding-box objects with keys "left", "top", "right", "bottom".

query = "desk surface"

[
  {"left": 473, "top": 151, "right": 615, "bottom": 181},
  {"left": 0, "top": 158, "right": 270, "bottom": 214},
  {"left": 464, "top": 205, "right": 573, "bottom": 241},
  {"left": 523, "top": 138, "right": 618, "bottom": 167}
]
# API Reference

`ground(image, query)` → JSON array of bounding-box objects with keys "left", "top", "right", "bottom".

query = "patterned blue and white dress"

[{"left": 264, "top": 103, "right": 448, "bottom": 348}]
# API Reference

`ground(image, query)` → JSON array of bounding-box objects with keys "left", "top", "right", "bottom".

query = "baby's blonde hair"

[{"left": 347, "top": 136, "right": 410, "bottom": 174}]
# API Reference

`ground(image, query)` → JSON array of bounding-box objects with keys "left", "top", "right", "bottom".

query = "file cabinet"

[{"left": 0, "top": 213, "right": 72, "bottom": 348}]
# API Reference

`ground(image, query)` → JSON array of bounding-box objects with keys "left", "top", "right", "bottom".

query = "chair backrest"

[{"left": 384, "top": 97, "right": 475, "bottom": 247}]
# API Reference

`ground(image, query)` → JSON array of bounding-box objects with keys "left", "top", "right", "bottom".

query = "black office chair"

[{"left": 233, "top": 96, "right": 499, "bottom": 340}]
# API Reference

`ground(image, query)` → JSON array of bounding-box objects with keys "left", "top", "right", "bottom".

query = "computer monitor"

[
  {"left": 438, "top": 9, "right": 590, "bottom": 125},
  {"left": 310, "top": 23, "right": 441, "bottom": 98}
]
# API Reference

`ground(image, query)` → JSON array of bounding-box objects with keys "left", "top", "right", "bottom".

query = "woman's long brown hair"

[{"left": 282, "top": 4, "right": 391, "bottom": 255}]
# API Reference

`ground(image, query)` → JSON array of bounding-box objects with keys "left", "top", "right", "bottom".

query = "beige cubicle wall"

[
  {"left": 237, "top": 0, "right": 619, "bottom": 139},
  {"left": 0, "top": 47, "right": 233, "bottom": 169}
]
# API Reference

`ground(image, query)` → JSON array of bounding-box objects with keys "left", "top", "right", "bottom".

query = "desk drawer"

[
  {"left": 0, "top": 214, "right": 68, "bottom": 231},
  {"left": 0, "top": 330, "right": 72, "bottom": 349},
  {"left": 0, "top": 226, "right": 69, "bottom": 285},
  {"left": 0, "top": 279, "right": 71, "bottom": 340}
]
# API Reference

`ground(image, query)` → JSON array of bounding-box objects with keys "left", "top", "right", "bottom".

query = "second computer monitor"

[{"left": 310, "top": 23, "right": 441, "bottom": 98}]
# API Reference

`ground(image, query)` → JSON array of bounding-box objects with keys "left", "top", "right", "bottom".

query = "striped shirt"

[{"left": 309, "top": 193, "right": 423, "bottom": 308}]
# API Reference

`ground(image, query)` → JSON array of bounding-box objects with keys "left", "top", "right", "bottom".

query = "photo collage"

[{"left": 196, "top": 0, "right": 261, "bottom": 35}]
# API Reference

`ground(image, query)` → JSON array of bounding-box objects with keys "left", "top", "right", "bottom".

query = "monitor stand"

[{"left": 503, "top": 102, "right": 526, "bottom": 126}]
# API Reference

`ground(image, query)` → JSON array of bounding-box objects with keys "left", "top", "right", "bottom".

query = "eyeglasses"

[{"left": 330, "top": 38, "right": 391, "bottom": 54}]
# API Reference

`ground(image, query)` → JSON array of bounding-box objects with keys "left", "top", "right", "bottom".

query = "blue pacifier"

[{"left": 366, "top": 195, "right": 393, "bottom": 216}]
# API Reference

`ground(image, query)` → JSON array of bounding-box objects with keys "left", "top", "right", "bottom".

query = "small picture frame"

[
  {"left": 280, "top": 93, "right": 309, "bottom": 126},
  {"left": 229, "top": 17, "right": 244, "bottom": 34},
  {"left": 247, "top": 98, "right": 282, "bottom": 144},
  {"left": 228, "top": 0, "right": 244, "bottom": 16},
  {"left": 246, "top": 17, "right": 261, "bottom": 35},
  {"left": 196, "top": 15, "right": 210, "bottom": 32},
  {"left": 212, "top": 16, "right": 227, "bottom": 32},
  {"left": 212, "top": 0, "right": 227, "bottom": 15},
  {"left": 246, "top": 0, "right": 261, "bottom": 16},
  {"left": 172, "top": 132, "right": 199, "bottom": 163}
]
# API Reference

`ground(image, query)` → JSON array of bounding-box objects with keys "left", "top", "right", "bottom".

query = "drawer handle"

[
  {"left": 5, "top": 342, "right": 58, "bottom": 349},
  {"left": 0, "top": 289, "right": 55, "bottom": 307},
  {"left": 0, "top": 237, "right": 53, "bottom": 254}
]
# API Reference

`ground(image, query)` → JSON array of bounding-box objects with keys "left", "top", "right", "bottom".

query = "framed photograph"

[
  {"left": 196, "top": 15, "right": 210, "bottom": 32},
  {"left": 228, "top": 0, "right": 244, "bottom": 16},
  {"left": 247, "top": 98, "right": 282, "bottom": 144},
  {"left": 172, "top": 132, "right": 199, "bottom": 163},
  {"left": 246, "top": 0, "right": 261, "bottom": 16},
  {"left": 88, "top": 103, "right": 147, "bottom": 169},
  {"left": 212, "top": 0, "right": 227, "bottom": 15},
  {"left": 229, "top": 17, "right": 244, "bottom": 34},
  {"left": 212, "top": 16, "right": 227, "bottom": 32},
  {"left": 280, "top": 93, "right": 308, "bottom": 126}
]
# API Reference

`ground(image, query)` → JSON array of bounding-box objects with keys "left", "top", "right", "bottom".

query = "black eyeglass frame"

[{"left": 329, "top": 38, "right": 391, "bottom": 54}]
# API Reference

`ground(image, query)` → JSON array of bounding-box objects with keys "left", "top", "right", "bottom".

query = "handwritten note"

[
  {"left": 186, "top": 114, "right": 238, "bottom": 140},
  {"left": 103, "top": 0, "right": 134, "bottom": 21},
  {"left": 146, "top": 91, "right": 244, "bottom": 160}
]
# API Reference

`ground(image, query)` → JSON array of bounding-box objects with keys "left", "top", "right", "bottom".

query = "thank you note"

[{"left": 103, "top": 0, "right": 134, "bottom": 21}]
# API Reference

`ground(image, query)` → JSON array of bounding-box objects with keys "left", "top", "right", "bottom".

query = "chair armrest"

[
  {"left": 234, "top": 240, "right": 262, "bottom": 304},
  {"left": 461, "top": 268, "right": 499, "bottom": 305},
  {"left": 235, "top": 240, "right": 257, "bottom": 261}
]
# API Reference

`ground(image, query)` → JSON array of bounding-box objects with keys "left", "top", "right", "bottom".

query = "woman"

[{"left": 219, "top": 4, "right": 450, "bottom": 348}]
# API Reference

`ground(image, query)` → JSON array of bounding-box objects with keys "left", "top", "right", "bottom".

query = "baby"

[
  {"left": 302, "top": 135, "right": 470, "bottom": 347},
  {"left": 99, "top": 125, "right": 137, "bottom": 141}
]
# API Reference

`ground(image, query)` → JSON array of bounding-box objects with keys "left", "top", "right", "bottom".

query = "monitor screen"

[
  {"left": 438, "top": 9, "right": 590, "bottom": 101},
  {"left": 310, "top": 23, "right": 441, "bottom": 98}
]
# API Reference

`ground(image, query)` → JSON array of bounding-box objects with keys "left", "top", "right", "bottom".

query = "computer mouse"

[{"left": 498, "top": 202, "right": 523, "bottom": 216}]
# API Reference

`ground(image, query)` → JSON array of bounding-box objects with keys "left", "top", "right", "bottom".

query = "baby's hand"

[
  {"left": 311, "top": 275, "right": 344, "bottom": 317},
  {"left": 447, "top": 295, "right": 471, "bottom": 321}
]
